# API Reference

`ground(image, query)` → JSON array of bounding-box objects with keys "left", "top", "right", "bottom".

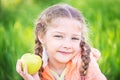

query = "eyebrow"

[
  {"left": 53, "top": 31, "right": 64, "bottom": 34},
  {"left": 53, "top": 31, "right": 81, "bottom": 37},
  {"left": 73, "top": 34, "right": 81, "bottom": 37}
]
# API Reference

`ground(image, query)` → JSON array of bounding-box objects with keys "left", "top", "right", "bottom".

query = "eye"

[
  {"left": 54, "top": 35, "right": 63, "bottom": 39},
  {"left": 72, "top": 37, "right": 80, "bottom": 40}
]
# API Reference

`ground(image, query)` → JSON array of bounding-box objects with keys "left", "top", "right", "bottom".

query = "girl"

[{"left": 16, "top": 4, "right": 107, "bottom": 80}]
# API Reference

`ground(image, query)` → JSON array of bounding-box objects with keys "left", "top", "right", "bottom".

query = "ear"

[{"left": 38, "top": 34, "right": 45, "bottom": 44}]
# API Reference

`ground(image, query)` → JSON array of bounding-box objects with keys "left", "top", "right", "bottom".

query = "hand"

[
  {"left": 16, "top": 59, "right": 40, "bottom": 80},
  {"left": 86, "top": 48, "right": 107, "bottom": 80}
]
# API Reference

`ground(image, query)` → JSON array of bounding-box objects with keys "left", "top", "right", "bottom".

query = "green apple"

[{"left": 21, "top": 53, "right": 42, "bottom": 75}]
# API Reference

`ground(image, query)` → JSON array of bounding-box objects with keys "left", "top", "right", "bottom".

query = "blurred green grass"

[{"left": 0, "top": 0, "right": 120, "bottom": 80}]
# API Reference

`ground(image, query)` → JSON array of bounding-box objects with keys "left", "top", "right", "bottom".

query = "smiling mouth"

[{"left": 58, "top": 51, "right": 72, "bottom": 55}]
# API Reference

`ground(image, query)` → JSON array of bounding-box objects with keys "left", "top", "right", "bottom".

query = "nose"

[{"left": 62, "top": 39, "right": 72, "bottom": 50}]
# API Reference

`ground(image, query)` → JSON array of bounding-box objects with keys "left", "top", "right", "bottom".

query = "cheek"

[
  {"left": 74, "top": 44, "right": 81, "bottom": 53},
  {"left": 48, "top": 37, "right": 62, "bottom": 46},
  {"left": 45, "top": 39, "right": 60, "bottom": 51}
]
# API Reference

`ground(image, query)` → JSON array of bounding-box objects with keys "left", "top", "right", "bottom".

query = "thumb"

[
  {"left": 23, "top": 64, "right": 28, "bottom": 74},
  {"left": 33, "top": 72, "right": 41, "bottom": 80}
]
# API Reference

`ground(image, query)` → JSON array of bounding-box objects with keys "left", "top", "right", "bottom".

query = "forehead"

[
  {"left": 51, "top": 18, "right": 82, "bottom": 30},
  {"left": 52, "top": 18, "right": 82, "bottom": 27},
  {"left": 47, "top": 18, "right": 82, "bottom": 34}
]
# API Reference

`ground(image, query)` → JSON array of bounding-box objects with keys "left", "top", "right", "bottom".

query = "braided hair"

[
  {"left": 34, "top": 22, "right": 45, "bottom": 78},
  {"left": 34, "top": 4, "right": 91, "bottom": 79},
  {"left": 80, "top": 36, "right": 91, "bottom": 80}
]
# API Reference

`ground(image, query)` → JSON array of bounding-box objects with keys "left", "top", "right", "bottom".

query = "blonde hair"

[{"left": 34, "top": 3, "right": 91, "bottom": 78}]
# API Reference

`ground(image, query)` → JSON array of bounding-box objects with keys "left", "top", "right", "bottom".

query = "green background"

[{"left": 0, "top": 0, "right": 120, "bottom": 80}]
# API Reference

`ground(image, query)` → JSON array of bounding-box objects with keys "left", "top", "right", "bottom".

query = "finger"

[
  {"left": 23, "top": 64, "right": 28, "bottom": 75},
  {"left": 23, "top": 65, "right": 38, "bottom": 80},
  {"left": 33, "top": 72, "right": 40, "bottom": 79},
  {"left": 16, "top": 59, "right": 22, "bottom": 73},
  {"left": 16, "top": 59, "right": 25, "bottom": 77},
  {"left": 22, "top": 64, "right": 31, "bottom": 80},
  {"left": 91, "top": 48, "right": 101, "bottom": 60},
  {"left": 16, "top": 60, "right": 33, "bottom": 80}
]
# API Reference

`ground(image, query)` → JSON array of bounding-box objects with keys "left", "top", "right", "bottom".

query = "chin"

[{"left": 57, "top": 58, "right": 71, "bottom": 64}]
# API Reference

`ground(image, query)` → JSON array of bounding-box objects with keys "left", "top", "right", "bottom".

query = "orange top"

[{"left": 41, "top": 49, "right": 107, "bottom": 80}]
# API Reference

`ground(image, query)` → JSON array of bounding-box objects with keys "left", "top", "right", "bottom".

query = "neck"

[{"left": 48, "top": 59, "right": 66, "bottom": 76}]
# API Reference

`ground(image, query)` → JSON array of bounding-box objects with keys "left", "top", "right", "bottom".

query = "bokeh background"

[{"left": 0, "top": 0, "right": 120, "bottom": 80}]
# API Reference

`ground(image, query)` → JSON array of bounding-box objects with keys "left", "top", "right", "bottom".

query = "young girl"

[{"left": 16, "top": 4, "right": 107, "bottom": 80}]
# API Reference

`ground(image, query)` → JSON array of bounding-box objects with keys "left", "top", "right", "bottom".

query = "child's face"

[{"left": 40, "top": 18, "right": 82, "bottom": 64}]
